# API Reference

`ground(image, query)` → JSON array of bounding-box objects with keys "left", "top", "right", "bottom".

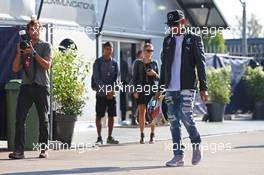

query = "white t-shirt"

[{"left": 166, "top": 35, "right": 184, "bottom": 91}]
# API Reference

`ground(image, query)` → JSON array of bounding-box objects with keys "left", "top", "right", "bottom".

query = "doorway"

[{"left": 102, "top": 38, "right": 143, "bottom": 123}]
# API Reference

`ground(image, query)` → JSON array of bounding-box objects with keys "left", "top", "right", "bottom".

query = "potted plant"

[
  {"left": 206, "top": 66, "right": 232, "bottom": 122},
  {"left": 244, "top": 66, "right": 264, "bottom": 120},
  {"left": 52, "top": 47, "right": 89, "bottom": 146}
]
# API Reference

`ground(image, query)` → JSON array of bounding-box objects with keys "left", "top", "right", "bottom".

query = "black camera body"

[
  {"left": 19, "top": 30, "right": 31, "bottom": 50},
  {"left": 20, "top": 40, "right": 31, "bottom": 50}
]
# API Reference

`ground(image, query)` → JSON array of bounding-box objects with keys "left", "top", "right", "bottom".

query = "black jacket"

[
  {"left": 158, "top": 33, "right": 208, "bottom": 91},
  {"left": 131, "top": 60, "right": 159, "bottom": 89}
]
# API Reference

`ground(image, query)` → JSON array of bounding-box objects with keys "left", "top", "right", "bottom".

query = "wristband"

[{"left": 32, "top": 49, "right": 37, "bottom": 57}]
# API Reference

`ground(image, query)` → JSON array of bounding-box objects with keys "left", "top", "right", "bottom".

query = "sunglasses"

[{"left": 145, "top": 49, "right": 154, "bottom": 53}]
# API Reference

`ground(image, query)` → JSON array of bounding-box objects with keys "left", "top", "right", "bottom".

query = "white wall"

[{"left": 41, "top": 26, "right": 97, "bottom": 121}]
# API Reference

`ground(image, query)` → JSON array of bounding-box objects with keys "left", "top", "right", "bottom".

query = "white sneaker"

[{"left": 166, "top": 155, "right": 184, "bottom": 167}]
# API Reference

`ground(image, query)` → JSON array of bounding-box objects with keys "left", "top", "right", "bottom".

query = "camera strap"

[{"left": 22, "top": 53, "right": 37, "bottom": 83}]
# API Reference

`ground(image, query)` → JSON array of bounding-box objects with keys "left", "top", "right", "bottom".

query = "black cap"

[{"left": 165, "top": 10, "right": 185, "bottom": 26}]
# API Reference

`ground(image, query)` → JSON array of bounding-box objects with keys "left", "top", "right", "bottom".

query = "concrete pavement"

[
  {"left": 1, "top": 118, "right": 263, "bottom": 149},
  {"left": 0, "top": 131, "right": 264, "bottom": 175},
  {"left": 71, "top": 120, "right": 264, "bottom": 145}
]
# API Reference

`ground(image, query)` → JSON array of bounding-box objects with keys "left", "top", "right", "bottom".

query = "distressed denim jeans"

[{"left": 165, "top": 90, "right": 201, "bottom": 156}]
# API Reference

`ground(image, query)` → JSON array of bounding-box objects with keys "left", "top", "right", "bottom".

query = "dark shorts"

[
  {"left": 96, "top": 96, "right": 117, "bottom": 118},
  {"left": 137, "top": 92, "right": 155, "bottom": 105}
]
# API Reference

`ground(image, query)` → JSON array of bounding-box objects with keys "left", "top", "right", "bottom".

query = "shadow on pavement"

[
  {"left": 0, "top": 157, "right": 40, "bottom": 161},
  {"left": 0, "top": 148, "right": 8, "bottom": 152},
  {"left": 232, "top": 144, "right": 264, "bottom": 149},
  {"left": 2, "top": 165, "right": 192, "bottom": 174}
]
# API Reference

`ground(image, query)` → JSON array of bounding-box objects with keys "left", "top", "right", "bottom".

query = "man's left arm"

[
  {"left": 194, "top": 35, "right": 208, "bottom": 102},
  {"left": 32, "top": 43, "right": 52, "bottom": 70},
  {"left": 108, "top": 61, "right": 118, "bottom": 98},
  {"left": 113, "top": 61, "right": 119, "bottom": 84}
]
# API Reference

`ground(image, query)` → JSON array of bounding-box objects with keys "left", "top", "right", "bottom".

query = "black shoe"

[
  {"left": 131, "top": 116, "right": 138, "bottom": 126},
  {"left": 149, "top": 133, "right": 155, "bottom": 144},
  {"left": 9, "top": 151, "right": 25, "bottom": 159},
  {"left": 95, "top": 136, "right": 103, "bottom": 145},
  {"left": 107, "top": 136, "right": 119, "bottom": 144},
  {"left": 39, "top": 150, "right": 48, "bottom": 158},
  {"left": 140, "top": 133, "right": 145, "bottom": 144}
]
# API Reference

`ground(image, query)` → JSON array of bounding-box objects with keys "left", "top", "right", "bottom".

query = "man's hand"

[
  {"left": 24, "top": 48, "right": 33, "bottom": 54},
  {"left": 200, "top": 90, "right": 208, "bottom": 103},
  {"left": 146, "top": 69, "right": 157, "bottom": 77},
  {"left": 154, "top": 91, "right": 161, "bottom": 100},
  {"left": 106, "top": 91, "right": 115, "bottom": 100},
  {"left": 133, "top": 92, "right": 139, "bottom": 99},
  {"left": 27, "top": 43, "right": 35, "bottom": 54},
  {"left": 20, "top": 42, "right": 33, "bottom": 55}
]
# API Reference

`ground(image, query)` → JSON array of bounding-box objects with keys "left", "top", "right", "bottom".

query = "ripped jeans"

[{"left": 165, "top": 90, "right": 201, "bottom": 156}]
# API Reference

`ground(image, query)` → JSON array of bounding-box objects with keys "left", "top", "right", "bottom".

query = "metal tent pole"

[{"left": 96, "top": 0, "right": 110, "bottom": 58}]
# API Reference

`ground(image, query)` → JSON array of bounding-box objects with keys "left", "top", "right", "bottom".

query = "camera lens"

[{"left": 20, "top": 41, "right": 29, "bottom": 50}]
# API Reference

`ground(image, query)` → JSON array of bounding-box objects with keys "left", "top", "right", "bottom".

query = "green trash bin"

[{"left": 5, "top": 79, "right": 39, "bottom": 151}]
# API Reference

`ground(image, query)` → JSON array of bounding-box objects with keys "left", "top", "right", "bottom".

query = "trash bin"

[
  {"left": 5, "top": 79, "right": 39, "bottom": 151},
  {"left": 0, "top": 83, "right": 7, "bottom": 140}
]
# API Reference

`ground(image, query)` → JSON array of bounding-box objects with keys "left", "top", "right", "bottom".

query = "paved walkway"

[
  {"left": 1, "top": 131, "right": 264, "bottom": 175},
  {"left": 71, "top": 120, "right": 264, "bottom": 145},
  {"left": 1, "top": 119, "right": 263, "bottom": 149}
]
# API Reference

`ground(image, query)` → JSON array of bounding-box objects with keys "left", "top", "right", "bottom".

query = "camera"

[{"left": 19, "top": 30, "right": 31, "bottom": 50}]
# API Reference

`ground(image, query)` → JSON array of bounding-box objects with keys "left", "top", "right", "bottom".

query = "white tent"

[
  {"left": 0, "top": 0, "right": 35, "bottom": 25},
  {"left": 0, "top": 0, "right": 97, "bottom": 27}
]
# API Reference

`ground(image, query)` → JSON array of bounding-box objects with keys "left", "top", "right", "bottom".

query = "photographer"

[{"left": 9, "top": 20, "right": 52, "bottom": 159}]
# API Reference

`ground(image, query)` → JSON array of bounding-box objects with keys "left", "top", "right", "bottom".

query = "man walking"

[{"left": 156, "top": 10, "right": 208, "bottom": 167}]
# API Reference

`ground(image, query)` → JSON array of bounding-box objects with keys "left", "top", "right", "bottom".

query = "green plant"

[
  {"left": 202, "top": 31, "right": 225, "bottom": 53},
  {"left": 52, "top": 47, "right": 90, "bottom": 116},
  {"left": 244, "top": 66, "right": 264, "bottom": 102},
  {"left": 207, "top": 66, "right": 232, "bottom": 104}
]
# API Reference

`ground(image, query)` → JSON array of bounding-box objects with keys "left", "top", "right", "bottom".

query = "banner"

[
  {"left": 0, "top": 27, "right": 21, "bottom": 139},
  {"left": 40, "top": 0, "right": 97, "bottom": 26}
]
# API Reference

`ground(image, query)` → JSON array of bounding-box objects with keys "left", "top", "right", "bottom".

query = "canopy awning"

[{"left": 177, "top": 0, "right": 229, "bottom": 28}]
